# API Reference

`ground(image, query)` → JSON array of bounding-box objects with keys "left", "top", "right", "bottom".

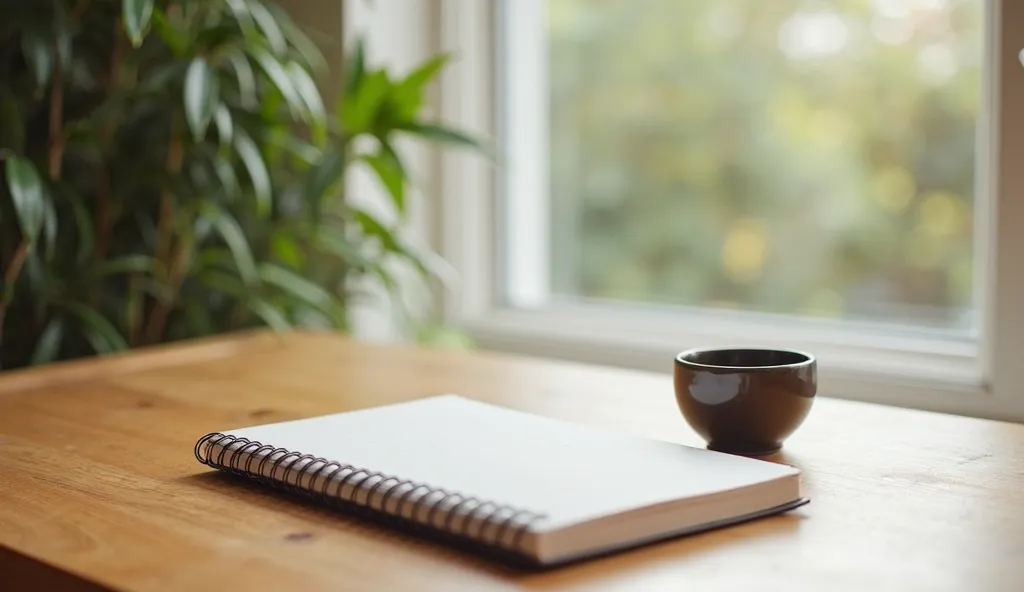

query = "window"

[
  {"left": 437, "top": 0, "right": 1024, "bottom": 420},
  {"left": 543, "top": 0, "right": 981, "bottom": 331}
]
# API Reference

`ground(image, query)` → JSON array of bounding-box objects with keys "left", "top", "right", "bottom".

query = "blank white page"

[{"left": 220, "top": 394, "right": 799, "bottom": 530}]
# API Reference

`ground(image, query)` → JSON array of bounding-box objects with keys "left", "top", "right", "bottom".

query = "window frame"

[{"left": 437, "top": 0, "right": 1024, "bottom": 421}]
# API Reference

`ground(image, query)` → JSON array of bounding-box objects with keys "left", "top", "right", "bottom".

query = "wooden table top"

[{"left": 1, "top": 330, "right": 1023, "bottom": 591}]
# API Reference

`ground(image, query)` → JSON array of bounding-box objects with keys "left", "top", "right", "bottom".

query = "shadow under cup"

[{"left": 673, "top": 348, "right": 817, "bottom": 456}]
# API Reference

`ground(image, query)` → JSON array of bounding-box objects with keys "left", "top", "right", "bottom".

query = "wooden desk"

[{"left": 1, "top": 331, "right": 1023, "bottom": 591}]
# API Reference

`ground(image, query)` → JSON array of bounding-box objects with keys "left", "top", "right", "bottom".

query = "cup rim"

[{"left": 674, "top": 346, "right": 815, "bottom": 371}]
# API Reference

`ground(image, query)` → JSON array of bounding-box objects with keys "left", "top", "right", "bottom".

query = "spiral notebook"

[{"left": 193, "top": 394, "right": 807, "bottom": 566}]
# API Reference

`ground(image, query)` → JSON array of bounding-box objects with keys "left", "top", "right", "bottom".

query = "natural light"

[{"left": 535, "top": 0, "right": 981, "bottom": 332}]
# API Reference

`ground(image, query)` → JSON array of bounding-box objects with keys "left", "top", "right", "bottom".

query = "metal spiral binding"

[{"left": 194, "top": 432, "right": 548, "bottom": 554}]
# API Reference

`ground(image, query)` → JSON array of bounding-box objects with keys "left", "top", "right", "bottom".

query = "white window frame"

[{"left": 436, "top": 0, "right": 1024, "bottom": 421}]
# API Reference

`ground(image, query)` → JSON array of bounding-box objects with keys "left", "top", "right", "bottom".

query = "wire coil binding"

[{"left": 195, "top": 432, "right": 548, "bottom": 554}]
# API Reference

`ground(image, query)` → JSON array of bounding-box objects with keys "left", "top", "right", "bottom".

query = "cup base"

[{"left": 707, "top": 443, "right": 782, "bottom": 457}]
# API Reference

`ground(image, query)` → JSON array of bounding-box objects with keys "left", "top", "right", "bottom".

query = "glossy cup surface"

[{"left": 673, "top": 347, "right": 816, "bottom": 456}]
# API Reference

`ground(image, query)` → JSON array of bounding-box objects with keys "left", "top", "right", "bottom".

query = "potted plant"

[{"left": 0, "top": 0, "right": 484, "bottom": 369}]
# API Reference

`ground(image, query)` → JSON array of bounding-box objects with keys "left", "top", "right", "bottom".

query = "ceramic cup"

[{"left": 673, "top": 347, "right": 816, "bottom": 456}]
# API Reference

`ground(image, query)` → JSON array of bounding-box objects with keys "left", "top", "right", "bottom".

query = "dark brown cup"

[{"left": 674, "top": 347, "right": 816, "bottom": 456}]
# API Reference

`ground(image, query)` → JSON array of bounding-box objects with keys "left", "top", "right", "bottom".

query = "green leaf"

[
  {"left": 152, "top": 9, "right": 187, "bottom": 56},
  {"left": 287, "top": 62, "right": 326, "bottom": 141},
  {"left": 196, "top": 247, "right": 235, "bottom": 271},
  {"left": 273, "top": 136, "right": 321, "bottom": 166},
  {"left": 233, "top": 129, "right": 271, "bottom": 217},
  {"left": 201, "top": 204, "right": 258, "bottom": 286},
  {"left": 42, "top": 195, "right": 57, "bottom": 261},
  {"left": 224, "top": 0, "right": 259, "bottom": 39},
  {"left": 199, "top": 268, "right": 248, "bottom": 298},
  {"left": 214, "top": 103, "right": 233, "bottom": 149},
  {"left": 225, "top": 50, "right": 257, "bottom": 110},
  {"left": 248, "top": 1, "right": 287, "bottom": 56},
  {"left": 271, "top": 5, "right": 328, "bottom": 76},
  {"left": 21, "top": 31, "right": 52, "bottom": 89},
  {"left": 271, "top": 232, "right": 305, "bottom": 269},
  {"left": 340, "top": 70, "right": 390, "bottom": 135},
  {"left": 184, "top": 58, "right": 219, "bottom": 141},
  {"left": 66, "top": 191, "right": 94, "bottom": 264},
  {"left": 379, "top": 139, "right": 406, "bottom": 177},
  {"left": 64, "top": 302, "right": 129, "bottom": 354},
  {"left": 124, "top": 274, "right": 143, "bottom": 337},
  {"left": 4, "top": 155, "right": 46, "bottom": 245},
  {"left": 304, "top": 143, "right": 342, "bottom": 214},
  {"left": 247, "top": 299, "right": 291, "bottom": 333},
  {"left": 399, "top": 236, "right": 459, "bottom": 289},
  {"left": 400, "top": 122, "right": 491, "bottom": 156},
  {"left": 252, "top": 49, "right": 305, "bottom": 121},
  {"left": 345, "top": 36, "right": 366, "bottom": 96},
  {"left": 392, "top": 54, "right": 449, "bottom": 121},
  {"left": 397, "top": 54, "right": 449, "bottom": 95},
  {"left": 193, "top": 216, "right": 213, "bottom": 242},
  {"left": 361, "top": 149, "right": 406, "bottom": 214},
  {"left": 95, "top": 255, "right": 158, "bottom": 277},
  {"left": 263, "top": 122, "right": 287, "bottom": 165},
  {"left": 354, "top": 207, "right": 455, "bottom": 288},
  {"left": 214, "top": 158, "right": 239, "bottom": 198},
  {"left": 311, "top": 228, "right": 370, "bottom": 269},
  {"left": 122, "top": 0, "right": 155, "bottom": 47},
  {"left": 369, "top": 261, "right": 400, "bottom": 295},
  {"left": 30, "top": 317, "right": 64, "bottom": 365},
  {"left": 354, "top": 209, "right": 399, "bottom": 252},
  {"left": 15, "top": 251, "right": 44, "bottom": 302},
  {"left": 258, "top": 262, "right": 343, "bottom": 324}
]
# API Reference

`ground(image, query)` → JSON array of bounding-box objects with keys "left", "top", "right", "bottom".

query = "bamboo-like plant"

[{"left": 0, "top": 1, "right": 484, "bottom": 369}]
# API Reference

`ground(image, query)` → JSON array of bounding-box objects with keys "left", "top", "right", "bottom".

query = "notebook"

[{"left": 193, "top": 394, "right": 807, "bottom": 566}]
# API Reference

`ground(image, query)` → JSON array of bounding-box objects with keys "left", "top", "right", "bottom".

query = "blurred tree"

[{"left": 548, "top": 0, "right": 980, "bottom": 329}]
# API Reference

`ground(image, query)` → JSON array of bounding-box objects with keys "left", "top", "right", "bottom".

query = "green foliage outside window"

[{"left": 549, "top": 0, "right": 980, "bottom": 329}]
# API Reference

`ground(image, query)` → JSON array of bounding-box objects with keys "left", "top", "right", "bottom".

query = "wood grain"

[{"left": 1, "top": 330, "right": 1023, "bottom": 591}]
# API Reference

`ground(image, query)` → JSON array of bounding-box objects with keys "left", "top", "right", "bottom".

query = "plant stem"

[
  {"left": 95, "top": 19, "right": 127, "bottom": 264},
  {"left": 143, "top": 235, "right": 192, "bottom": 344},
  {"left": 144, "top": 119, "right": 185, "bottom": 344},
  {"left": 0, "top": 240, "right": 30, "bottom": 347},
  {"left": 143, "top": 294, "right": 170, "bottom": 345},
  {"left": 155, "top": 120, "right": 183, "bottom": 266}
]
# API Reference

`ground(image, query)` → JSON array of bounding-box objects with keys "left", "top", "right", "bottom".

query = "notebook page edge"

[{"left": 199, "top": 394, "right": 802, "bottom": 533}]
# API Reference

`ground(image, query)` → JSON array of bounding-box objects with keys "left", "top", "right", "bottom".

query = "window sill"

[{"left": 457, "top": 305, "right": 1010, "bottom": 421}]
